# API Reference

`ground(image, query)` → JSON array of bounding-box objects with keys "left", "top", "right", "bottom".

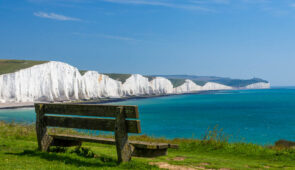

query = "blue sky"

[{"left": 1, "top": 0, "right": 295, "bottom": 86}]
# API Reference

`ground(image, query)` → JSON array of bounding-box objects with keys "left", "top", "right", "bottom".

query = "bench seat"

[{"left": 50, "top": 134, "right": 178, "bottom": 157}]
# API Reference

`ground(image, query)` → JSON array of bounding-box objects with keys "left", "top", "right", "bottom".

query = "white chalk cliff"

[
  {"left": 174, "top": 80, "right": 202, "bottom": 93},
  {"left": 245, "top": 82, "right": 271, "bottom": 89},
  {"left": 0, "top": 61, "right": 270, "bottom": 103}
]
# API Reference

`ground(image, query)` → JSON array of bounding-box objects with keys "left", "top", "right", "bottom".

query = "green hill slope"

[
  {"left": 0, "top": 59, "right": 48, "bottom": 75},
  {"left": 104, "top": 73, "right": 132, "bottom": 84}
]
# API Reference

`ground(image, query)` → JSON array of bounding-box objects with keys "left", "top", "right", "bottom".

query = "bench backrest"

[{"left": 34, "top": 103, "right": 141, "bottom": 134}]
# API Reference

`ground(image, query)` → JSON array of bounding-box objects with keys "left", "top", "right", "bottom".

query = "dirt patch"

[
  {"left": 173, "top": 157, "right": 186, "bottom": 161},
  {"left": 150, "top": 162, "right": 229, "bottom": 170},
  {"left": 149, "top": 162, "right": 196, "bottom": 170}
]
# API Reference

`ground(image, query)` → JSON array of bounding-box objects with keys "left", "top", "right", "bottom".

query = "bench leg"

[
  {"left": 35, "top": 104, "right": 53, "bottom": 152},
  {"left": 115, "top": 107, "right": 132, "bottom": 163},
  {"left": 132, "top": 147, "right": 168, "bottom": 157}
]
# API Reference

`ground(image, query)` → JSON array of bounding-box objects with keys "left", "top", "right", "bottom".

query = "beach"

[{"left": 0, "top": 102, "right": 34, "bottom": 109}]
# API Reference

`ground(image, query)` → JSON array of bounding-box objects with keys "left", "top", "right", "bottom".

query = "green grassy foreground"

[{"left": 1, "top": 122, "right": 295, "bottom": 170}]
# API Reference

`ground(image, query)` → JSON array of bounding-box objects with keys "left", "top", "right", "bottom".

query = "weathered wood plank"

[
  {"left": 44, "top": 116, "right": 141, "bottom": 133},
  {"left": 35, "top": 103, "right": 139, "bottom": 118},
  {"left": 130, "top": 142, "right": 167, "bottom": 149},
  {"left": 115, "top": 107, "right": 132, "bottom": 162},
  {"left": 35, "top": 104, "right": 53, "bottom": 151},
  {"left": 51, "top": 134, "right": 116, "bottom": 145},
  {"left": 50, "top": 134, "right": 178, "bottom": 149}
]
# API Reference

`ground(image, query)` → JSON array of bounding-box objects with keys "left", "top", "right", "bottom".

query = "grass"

[
  {"left": 193, "top": 80, "right": 207, "bottom": 86},
  {"left": 79, "top": 70, "right": 88, "bottom": 76},
  {"left": 1, "top": 122, "right": 295, "bottom": 170},
  {"left": 0, "top": 59, "right": 48, "bottom": 75},
  {"left": 104, "top": 73, "right": 132, "bottom": 83},
  {"left": 213, "top": 78, "right": 269, "bottom": 88},
  {"left": 168, "top": 79, "right": 186, "bottom": 88}
]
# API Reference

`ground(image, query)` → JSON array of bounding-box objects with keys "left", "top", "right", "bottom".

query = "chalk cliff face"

[
  {"left": 122, "top": 74, "right": 150, "bottom": 96},
  {"left": 202, "top": 82, "right": 233, "bottom": 91},
  {"left": 245, "top": 82, "right": 271, "bottom": 89},
  {"left": 149, "top": 77, "right": 174, "bottom": 95},
  {"left": 0, "top": 61, "right": 270, "bottom": 103},
  {"left": 174, "top": 80, "right": 202, "bottom": 93},
  {"left": 0, "top": 61, "right": 82, "bottom": 102}
]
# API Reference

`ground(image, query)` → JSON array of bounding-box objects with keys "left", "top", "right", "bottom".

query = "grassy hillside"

[
  {"left": 193, "top": 80, "right": 207, "bottom": 86},
  {"left": 212, "top": 78, "right": 269, "bottom": 88},
  {"left": 104, "top": 73, "right": 132, "bottom": 84},
  {"left": 1, "top": 121, "right": 295, "bottom": 170},
  {"left": 169, "top": 79, "right": 186, "bottom": 88},
  {"left": 79, "top": 70, "right": 88, "bottom": 76},
  {"left": 0, "top": 59, "right": 48, "bottom": 75}
]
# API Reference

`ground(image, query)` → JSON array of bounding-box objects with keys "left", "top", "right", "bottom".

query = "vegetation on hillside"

[
  {"left": 193, "top": 80, "right": 207, "bottom": 86},
  {"left": 79, "top": 70, "right": 88, "bottom": 76},
  {"left": 104, "top": 73, "right": 132, "bottom": 83},
  {"left": 1, "top": 121, "right": 295, "bottom": 170},
  {"left": 0, "top": 59, "right": 48, "bottom": 75},
  {"left": 169, "top": 79, "right": 186, "bottom": 88},
  {"left": 212, "top": 78, "right": 269, "bottom": 88}
]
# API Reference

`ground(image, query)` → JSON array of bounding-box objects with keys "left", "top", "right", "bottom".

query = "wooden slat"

[
  {"left": 44, "top": 116, "right": 141, "bottom": 133},
  {"left": 51, "top": 134, "right": 116, "bottom": 145},
  {"left": 35, "top": 103, "right": 139, "bottom": 118},
  {"left": 50, "top": 134, "right": 178, "bottom": 149}
]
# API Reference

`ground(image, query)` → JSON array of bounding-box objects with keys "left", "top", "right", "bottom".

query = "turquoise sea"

[{"left": 1, "top": 87, "right": 295, "bottom": 145}]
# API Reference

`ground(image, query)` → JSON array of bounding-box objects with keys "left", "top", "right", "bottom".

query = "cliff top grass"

[
  {"left": 104, "top": 73, "right": 132, "bottom": 83},
  {"left": 1, "top": 121, "right": 295, "bottom": 170},
  {"left": 169, "top": 79, "right": 186, "bottom": 88},
  {"left": 0, "top": 59, "right": 48, "bottom": 75},
  {"left": 193, "top": 80, "right": 207, "bottom": 86},
  {"left": 213, "top": 78, "right": 269, "bottom": 88}
]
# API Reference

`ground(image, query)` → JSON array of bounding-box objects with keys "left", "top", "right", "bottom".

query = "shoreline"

[
  {"left": 0, "top": 88, "right": 260, "bottom": 110},
  {"left": 0, "top": 102, "right": 34, "bottom": 109},
  {"left": 0, "top": 90, "right": 212, "bottom": 109}
]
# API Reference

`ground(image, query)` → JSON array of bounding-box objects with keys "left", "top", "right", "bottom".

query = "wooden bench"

[{"left": 34, "top": 103, "right": 178, "bottom": 163}]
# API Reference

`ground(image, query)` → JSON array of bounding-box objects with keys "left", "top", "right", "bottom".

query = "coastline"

[
  {"left": 0, "top": 102, "right": 34, "bottom": 109},
  {"left": 0, "top": 88, "right": 263, "bottom": 110},
  {"left": 0, "top": 90, "right": 220, "bottom": 109}
]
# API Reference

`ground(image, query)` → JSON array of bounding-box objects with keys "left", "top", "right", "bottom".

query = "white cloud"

[
  {"left": 33, "top": 12, "right": 81, "bottom": 21},
  {"left": 73, "top": 32, "right": 139, "bottom": 41},
  {"left": 242, "top": 0, "right": 270, "bottom": 4},
  {"left": 191, "top": 0, "right": 230, "bottom": 5},
  {"left": 103, "top": 0, "right": 214, "bottom": 12},
  {"left": 99, "top": 34, "right": 138, "bottom": 41}
]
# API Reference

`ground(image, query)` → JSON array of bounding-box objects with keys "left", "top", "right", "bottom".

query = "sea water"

[{"left": 1, "top": 87, "right": 295, "bottom": 145}]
